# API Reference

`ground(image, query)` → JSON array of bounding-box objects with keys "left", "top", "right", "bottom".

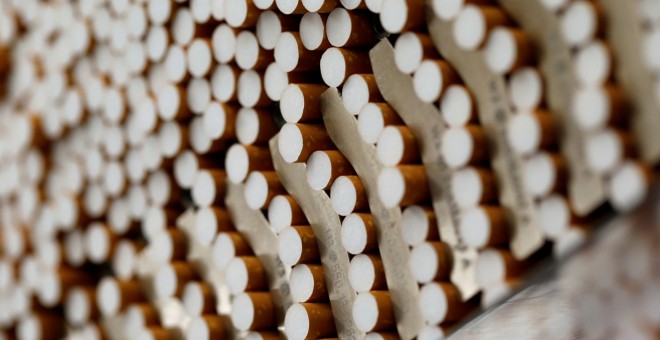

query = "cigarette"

[
  {"left": 409, "top": 241, "right": 452, "bottom": 283},
  {"left": 265, "top": 62, "right": 318, "bottom": 101},
  {"left": 330, "top": 175, "right": 369, "bottom": 216},
  {"left": 267, "top": 195, "right": 308, "bottom": 234},
  {"left": 238, "top": 71, "right": 273, "bottom": 108},
  {"left": 559, "top": 0, "right": 602, "bottom": 48},
  {"left": 453, "top": 5, "right": 511, "bottom": 51},
  {"left": 278, "top": 123, "right": 335, "bottom": 163},
  {"left": 377, "top": 165, "right": 430, "bottom": 208},
  {"left": 537, "top": 194, "right": 573, "bottom": 240},
  {"left": 187, "top": 38, "right": 213, "bottom": 78},
  {"left": 400, "top": 205, "right": 440, "bottom": 247},
  {"left": 585, "top": 128, "right": 634, "bottom": 175},
  {"left": 537, "top": 0, "right": 569, "bottom": 12},
  {"left": 124, "top": 303, "right": 161, "bottom": 333},
  {"left": 186, "top": 77, "right": 211, "bottom": 115},
  {"left": 284, "top": 303, "right": 336, "bottom": 339},
  {"left": 475, "top": 248, "right": 523, "bottom": 287},
  {"left": 507, "top": 110, "right": 557, "bottom": 156},
  {"left": 65, "top": 286, "right": 98, "bottom": 326},
  {"left": 126, "top": 148, "right": 147, "bottom": 184},
  {"left": 302, "top": 0, "right": 339, "bottom": 12},
  {"left": 146, "top": 25, "right": 169, "bottom": 63},
  {"left": 17, "top": 313, "right": 66, "bottom": 340},
  {"left": 419, "top": 282, "right": 473, "bottom": 324},
  {"left": 327, "top": 8, "right": 378, "bottom": 48},
  {"left": 148, "top": 0, "right": 175, "bottom": 25},
  {"left": 278, "top": 226, "right": 320, "bottom": 266},
  {"left": 226, "top": 144, "right": 274, "bottom": 184},
  {"left": 213, "top": 232, "right": 254, "bottom": 270},
  {"left": 231, "top": 292, "right": 276, "bottom": 331},
  {"left": 349, "top": 254, "right": 387, "bottom": 292},
  {"left": 290, "top": 264, "right": 328, "bottom": 303},
  {"left": 226, "top": 256, "right": 268, "bottom": 293},
  {"left": 191, "top": 169, "right": 227, "bottom": 207},
  {"left": 112, "top": 240, "right": 144, "bottom": 280},
  {"left": 237, "top": 31, "right": 274, "bottom": 71},
  {"left": 451, "top": 166, "right": 497, "bottom": 208},
  {"left": 413, "top": 59, "right": 459, "bottom": 104},
  {"left": 174, "top": 150, "right": 215, "bottom": 189},
  {"left": 164, "top": 45, "right": 190, "bottom": 84},
  {"left": 441, "top": 125, "right": 489, "bottom": 169},
  {"left": 300, "top": 13, "right": 331, "bottom": 51},
  {"left": 153, "top": 261, "right": 199, "bottom": 299},
  {"left": 103, "top": 87, "right": 127, "bottom": 124},
  {"left": 159, "top": 121, "right": 189, "bottom": 158},
  {"left": 194, "top": 207, "right": 233, "bottom": 245},
  {"left": 508, "top": 67, "right": 544, "bottom": 111},
  {"left": 484, "top": 27, "right": 535, "bottom": 75},
  {"left": 212, "top": 24, "right": 238, "bottom": 64},
  {"left": 380, "top": 0, "right": 425, "bottom": 33},
  {"left": 256, "top": 11, "right": 299, "bottom": 50},
  {"left": 574, "top": 41, "right": 611, "bottom": 86},
  {"left": 553, "top": 226, "right": 588, "bottom": 258},
  {"left": 225, "top": 0, "right": 260, "bottom": 28},
  {"left": 352, "top": 291, "right": 395, "bottom": 332},
  {"left": 64, "top": 230, "right": 86, "bottom": 267},
  {"left": 572, "top": 85, "right": 627, "bottom": 131},
  {"left": 127, "top": 184, "right": 148, "bottom": 221},
  {"left": 320, "top": 48, "right": 371, "bottom": 87},
  {"left": 376, "top": 125, "right": 420, "bottom": 166},
  {"left": 357, "top": 103, "right": 403, "bottom": 144},
  {"left": 306, "top": 150, "right": 355, "bottom": 191},
  {"left": 210, "top": 64, "right": 239, "bottom": 105},
  {"left": 190, "top": 0, "right": 213, "bottom": 22},
  {"left": 523, "top": 152, "right": 567, "bottom": 198},
  {"left": 97, "top": 277, "right": 145, "bottom": 317},
  {"left": 275, "top": 0, "right": 306, "bottom": 14},
  {"left": 431, "top": 0, "right": 492, "bottom": 20},
  {"left": 141, "top": 205, "right": 179, "bottom": 241},
  {"left": 147, "top": 170, "right": 181, "bottom": 207},
  {"left": 138, "top": 326, "right": 177, "bottom": 340},
  {"left": 245, "top": 331, "right": 284, "bottom": 339},
  {"left": 148, "top": 228, "right": 188, "bottom": 264},
  {"left": 280, "top": 84, "right": 327, "bottom": 123},
  {"left": 186, "top": 315, "right": 225, "bottom": 339},
  {"left": 394, "top": 32, "right": 440, "bottom": 74},
  {"left": 84, "top": 222, "right": 118, "bottom": 264},
  {"left": 142, "top": 135, "right": 167, "bottom": 172},
  {"left": 459, "top": 206, "right": 509, "bottom": 249},
  {"left": 275, "top": 32, "right": 322, "bottom": 72},
  {"left": 342, "top": 74, "right": 384, "bottom": 115},
  {"left": 244, "top": 170, "right": 285, "bottom": 210},
  {"left": 608, "top": 160, "right": 651, "bottom": 213}
]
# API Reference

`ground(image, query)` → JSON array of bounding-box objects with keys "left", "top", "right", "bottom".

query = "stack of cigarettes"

[{"left": 0, "top": 0, "right": 659, "bottom": 338}]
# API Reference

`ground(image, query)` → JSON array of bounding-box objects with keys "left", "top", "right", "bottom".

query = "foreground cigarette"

[
  {"left": 608, "top": 161, "right": 651, "bottom": 213},
  {"left": 349, "top": 254, "right": 387, "bottom": 292},
  {"left": 419, "top": 282, "right": 473, "bottom": 324},
  {"left": 153, "top": 262, "right": 199, "bottom": 299},
  {"left": 352, "top": 291, "right": 395, "bottom": 332},
  {"left": 394, "top": 32, "right": 440, "bottom": 74},
  {"left": 376, "top": 125, "right": 420, "bottom": 166},
  {"left": 475, "top": 248, "right": 523, "bottom": 287},
  {"left": 231, "top": 292, "right": 276, "bottom": 331},
  {"left": 213, "top": 232, "right": 253, "bottom": 270},
  {"left": 226, "top": 144, "right": 274, "bottom": 184},
  {"left": 284, "top": 303, "right": 336, "bottom": 339},
  {"left": 400, "top": 205, "right": 439, "bottom": 247},
  {"left": 183, "top": 281, "right": 216, "bottom": 316},
  {"left": 484, "top": 27, "right": 534, "bottom": 75},
  {"left": 330, "top": 175, "right": 369, "bottom": 216},
  {"left": 538, "top": 194, "right": 571, "bottom": 240},
  {"left": 409, "top": 241, "right": 452, "bottom": 283},
  {"left": 278, "top": 123, "right": 335, "bottom": 163},
  {"left": 380, "top": 0, "right": 425, "bottom": 33},
  {"left": 572, "top": 85, "right": 627, "bottom": 131},
  {"left": 236, "top": 107, "right": 279, "bottom": 145},
  {"left": 267, "top": 195, "right": 307, "bottom": 234},
  {"left": 327, "top": 8, "right": 378, "bottom": 48},
  {"left": 342, "top": 74, "right": 383, "bottom": 115},
  {"left": 523, "top": 152, "right": 567, "bottom": 198},
  {"left": 186, "top": 315, "right": 224, "bottom": 340},
  {"left": 377, "top": 165, "right": 430, "bottom": 208},
  {"left": 341, "top": 213, "right": 378, "bottom": 255},
  {"left": 574, "top": 41, "right": 611, "bottom": 86},
  {"left": 459, "top": 206, "right": 509, "bottom": 249},
  {"left": 244, "top": 171, "right": 285, "bottom": 210},
  {"left": 97, "top": 277, "right": 144, "bottom": 317},
  {"left": 451, "top": 167, "right": 497, "bottom": 208},
  {"left": 413, "top": 59, "right": 459, "bottom": 104},
  {"left": 559, "top": 0, "right": 601, "bottom": 48},
  {"left": 275, "top": 32, "right": 322, "bottom": 72},
  {"left": 507, "top": 110, "right": 556, "bottom": 156},
  {"left": 508, "top": 67, "right": 544, "bottom": 111},
  {"left": 300, "top": 12, "right": 331, "bottom": 51},
  {"left": 306, "top": 150, "right": 355, "bottom": 191},
  {"left": 84, "top": 223, "right": 118, "bottom": 264},
  {"left": 65, "top": 286, "right": 98, "bottom": 326},
  {"left": 441, "top": 125, "right": 488, "bottom": 169},
  {"left": 585, "top": 128, "right": 633, "bottom": 175},
  {"left": 278, "top": 226, "right": 320, "bottom": 266},
  {"left": 358, "top": 103, "right": 402, "bottom": 144},
  {"left": 320, "top": 48, "right": 371, "bottom": 87},
  {"left": 290, "top": 264, "right": 328, "bottom": 303},
  {"left": 191, "top": 169, "right": 227, "bottom": 207},
  {"left": 226, "top": 256, "right": 268, "bottom": 294},
  {"left": 453, "top": 5, "right": 510, "bottom": 51},
  {"left": 280, "top": 84, "right": 327, "bottom": 123},
  {"left": 194, "top": 207, "right": 233, "bottom": 246}
]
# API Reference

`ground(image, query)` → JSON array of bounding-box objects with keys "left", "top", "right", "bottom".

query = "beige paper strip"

[
  {"left": 225, "top": 182, "right": 294, "bottom": 328},
  {"left": 427, "top": 10, "right": 545, "bottom": 260},
  {"left": 268, "top": 136, "right": 363, "bottom": 339},
  {"left": 369, "top": 40, "right": 479, "bottom": 301},
  {"left": 597, "top": 0, "right": 660, "bottom": 166},
  {"left": 498, "top": 0, "right": 607, "bottom": 217},
  {"left": 321, "top": 88, "right": 423, "bottom": 339}
]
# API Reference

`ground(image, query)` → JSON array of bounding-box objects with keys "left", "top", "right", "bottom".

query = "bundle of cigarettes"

[{"left": 0, "top": 0, "right": 658, "bottom": 338}]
